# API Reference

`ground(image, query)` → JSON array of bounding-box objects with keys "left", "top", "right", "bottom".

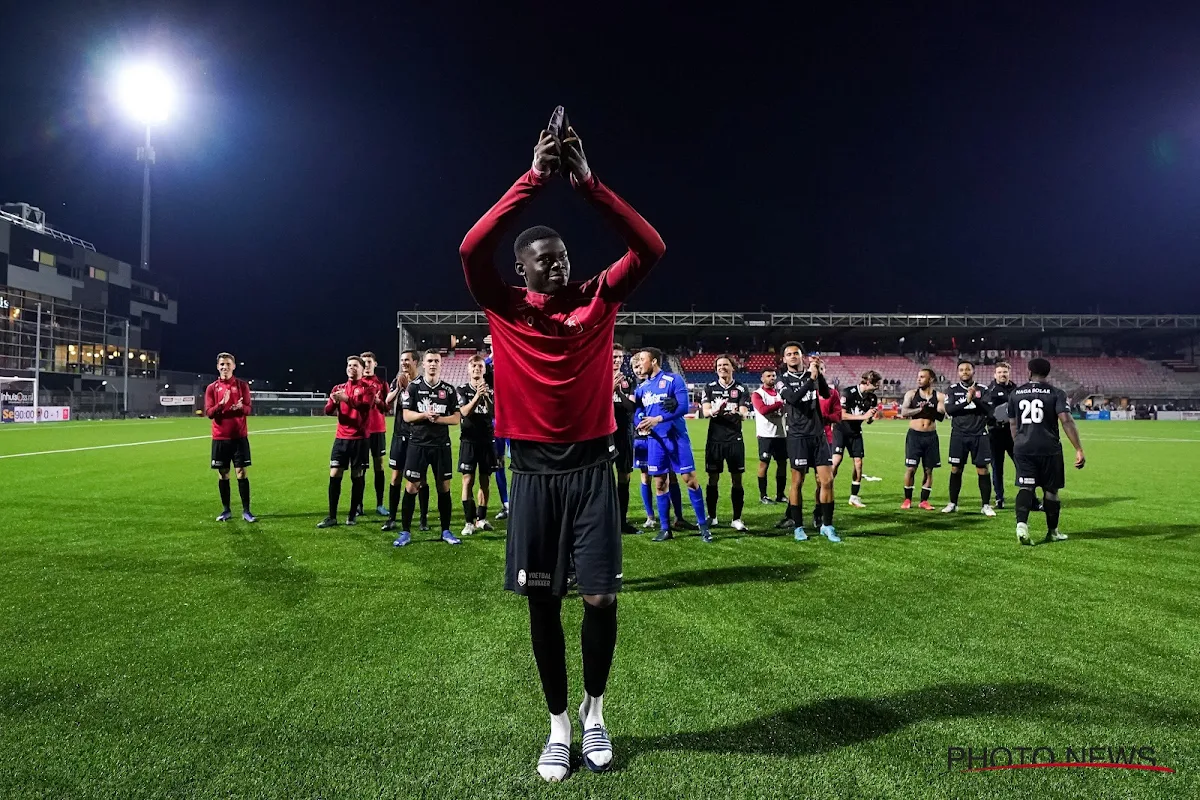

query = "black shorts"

[
  {"left": 1014, "top": 450, "right": 1065, "bottom": 492},
  {"left": 904, "top": 429, "right": 941, "bottom": 470},
  {"left": 611, "top": 428, "right": 633, "bottom": 474},
  {"left": 459, "top": 437, "right": 498, "bottom": 474},
  {"left": 505, "top": 460, "right": 621, "bottom": 597},
  {"left": 787, "top": 435, "right": 832, "bottom": 472},
  {"left": 367, "top": 431, "right": 388, "bottom": 460},
  {"left": 988, "top": 425, "right": 1014, "bottom": 460},
  {"left": 404, "top": 441, "right": 454, "bottom": 482},
  {"left": 211, "top": 437, "right": 251, "bottom": 470},
  {"left": 705, "top": 438, "right": 746, "bottom": 473},
  {"left": 330, "top": 437, "right": 369, "bottom": 470},
  {"left": 757, "top": 436, "right": 788, "bottom": 464},
  {"left": 949, "top": 433, "right": 992, "bottom": 467},
  {"left": 388, "top": 434, "right": 407, "bottom": 470},
  {"left": 832, "top": 427, "right": 865, "bottom": 459}
]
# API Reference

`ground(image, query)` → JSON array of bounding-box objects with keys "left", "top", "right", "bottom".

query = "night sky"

[{"left": 3, "top": 2, "right": 1200, "bottom": 382}]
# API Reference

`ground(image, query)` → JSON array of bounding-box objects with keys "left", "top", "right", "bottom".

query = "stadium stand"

[
  {"left": 1053, "top": 357, "right": 1199, "bottom": 399},
  {"left": 438, "top": 352, "right": 475, "bottom": 386}
]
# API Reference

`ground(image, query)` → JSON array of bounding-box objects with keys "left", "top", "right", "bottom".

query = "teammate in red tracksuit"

[
  {"left": 205, "top": 352, "right": 255, "bottom": 522},
  {"left": 318, "top": 355, "right": 378, "bottom": 528}
]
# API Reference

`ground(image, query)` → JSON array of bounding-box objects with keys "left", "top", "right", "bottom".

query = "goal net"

[
  {"left": 0, "top": 375, "right": 40, "bottom": 423},
  {"left": 250, "top": 390, "right": 327, "bottom": 417}
]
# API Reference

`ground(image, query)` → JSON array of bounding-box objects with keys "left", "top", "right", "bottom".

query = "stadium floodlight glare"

[{"left": 116, "top": 63, "right": 174, "bottom": 125}]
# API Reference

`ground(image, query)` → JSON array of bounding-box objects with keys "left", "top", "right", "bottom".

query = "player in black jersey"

[
  {"left": 777, "top": 342, "right": 840, "bottom": 543},
  {"left": 1006, "top": 358, "right": 1085, "bottom": 545},
  {"left": 983, "top": 361, "right": 1018, "bottom": 508},
  {"left": 384, "top": 350, "right": 430, "bottom": 532},
  {"left": 833, "top": 370, "right": 881, "bottom": 508},
  {"left": 701, "top": 355, "right": 751, "bottom": 531},
  {"left": 942, "top": 360, "right": 997, "bottom": 516},
  {"left": 612, "top": 344, "right": 639, "bottom": 535},
  {"left": 900, "top": 368, "right": 945, "bottom": 510},
  {"left": 458, "top": 354, "right": 497, "bottom": 537},
  {"left": 395, "top": 350, "right": 462, "bottom": 546}
]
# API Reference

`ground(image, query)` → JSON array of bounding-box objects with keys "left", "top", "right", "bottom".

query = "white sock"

[
  {"left": 537, "top": 712, "right": 572, "bottom": 782},
  {"left": 580, "top": 694, "right": 613, "bottom": 767}
]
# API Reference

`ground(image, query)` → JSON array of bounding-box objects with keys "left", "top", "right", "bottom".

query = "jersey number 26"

[{"left": 1019, "top": 398, "right": 1044, "bottom": 424}]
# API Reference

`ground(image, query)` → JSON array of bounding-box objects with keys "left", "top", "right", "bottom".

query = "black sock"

[
  {"left": 1044, "top": 498, "right": 1062, "bottom": 532},
  {"left": 904, "top": 485, "right": 914, "bottom": 501},
  {"left": 374, "top": 470, "right": 385, "bottom": 507},
  {"left": 1015, "top": 488, "right": 1034, "bottom": 525},
  {"left": 794, "top": 497, "right": 804, "bottom": 525},
  {"left": 978, "top": 473, "right": 992, "bottom": 506},
  {"left": 218, "top": 479, "right": 231, "bottom": 512},
  {"left": 731, "top": 486, "right": 744, "bottom": 520},
  {"left": 813, "top": 493, "right": 821, "bottom": 526},
  {"left": 349, "top": 475, "right": 365, "bottom": 518},
  {"left": 328, "top": 476, "right": 343, "bottom": 519},
  {"left": 851, "top": 481, "right": 861, "bottom": 498},
  {"left": 920, "top": 486, "right": 931, "bottom": 503},
  {"left": 401, "top": 490, "right": 416, "bottom": 531},
  {"left": 477, "top": 502, "right": 488, "bottom": 521},
  {"left": 776, "top": 467, "right": 786, "bottom": 499},
  {"left": 237, "top": 478, "right": 251, "bottom": 512},
  {"left": 948, "top": 471, "right": 963, "bottom": 505},
  {"left": 388, "top": 482, "right": 401, "bottom": 521},
  {"left": 529, "top": 597, "right": 568, "bottom": 715},
  {"left": 992, "top": 459, "right": 1005, "bottom": 501},
  {"left": 418, "top": 483, "right": 430, "bottom": 523},
  {"left": 437, "top": 490, "right": 452, "bottom": 532},
  {"left": 706, "top": 485, "right": 719, "bottom": 520},
  {"left": 617, "top": 479, "right": 630, "bottom": 523},
  {"left": 786, "top": 503, "right": 797, "bottom": 523},
  {"left": 758, "top": 474, "right": 768, "bottom": 498},
  {"left": 822, "top": 501, "right": 834, "bottom": 527},
  {"left": 463, "top": 497, "right": 476, "bottom": 525},
  {"left": 581, "top": 599, "right": 618, "bottom": 699}
]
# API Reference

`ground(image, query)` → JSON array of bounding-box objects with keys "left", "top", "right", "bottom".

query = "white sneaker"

[
  {"left": 941, "top": 503, "right": 957, "bottom": 514},
  {"left": 643, "top": 517, "right": 658, "bottom": 529},
  {"left": 848, "top": 496, "right": 866, "bottom": 508},
  {"left": 981, "top": 504, "right": 996, "bottom": 517},
  {"left": 461, "top": 522, "right": 476, "bottom": 537},
  {"left": 476, "top": 519, "right": 494, "bottom": 532},
  {"left": 1016, "top": 522, "right": 1031, "bottom": 545},
  {"left": 730, "top": 519, "right": 747, "bottom": 532},
  {"left": 863, "top": 475, "right": 883, "bottom": 482},
  {"left": 1046, "top": 529, "right": 1068, "bottom": 542},
  {"left": 710, "top": 517, "right": 719, "bottom": 528}
]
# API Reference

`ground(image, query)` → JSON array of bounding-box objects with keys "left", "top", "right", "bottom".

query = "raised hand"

[
  {"left": 561, "top": 126, "right": 591, "bottom": 184},
  {"left": 531, "top": 130, "right": 560, "bottom": 176}
]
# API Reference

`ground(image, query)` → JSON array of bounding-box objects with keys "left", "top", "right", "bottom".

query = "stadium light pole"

[{"left": 116, "top": 63, "right": 174, "bottom": 273}]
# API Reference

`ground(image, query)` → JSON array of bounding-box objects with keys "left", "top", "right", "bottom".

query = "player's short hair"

[
  {"left": 781, "top": 341, "right": 803, "bottom": 354},
  {"left": 216, "top": 352, "right": 235, "bottom": 362},
  {"left": 714, "top": 354, "right": 735, "bottom": 368},
  {"left": 957, "top": 359, "right": 974, "bottom": 368},
  {"left": 360, "top": 351, "right": 376, "bottom": 361},
  {"left": 613, "top": 342, "right": 626, "bottom": 353},
  {"left": 919, "top": 367, "right": 936, "bottom": 380},
  {"left": 761, "top": 367, "right": 776, "bottom": 377},
  {"left": 514, "top": 225, "right": 562, "bottom": 257},
  {"left": 1029, "top": 357, "right": 1052, "bottom": 377},
  {"left": 346, "top": 355, "right": 365, "bottom": 367},
  {"left": 423, "top": 349, "right": 441, "bottom": 361},
  {"left": 862, "top": 370, "right": 882, "bottom": 386},
  {"left": 400, "top": 349, "right": 419, "bottom": 359},
  {"left": 639, "top": 346, "right": 663, "bottom": 366},
  {"left": 995, "top": 360, "right": 1012, "bottom": 370},
  {"left": 468, "top": 353, "right": 486, "bottom": 364}
]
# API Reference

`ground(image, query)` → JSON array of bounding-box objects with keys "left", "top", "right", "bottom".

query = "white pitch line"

[
  {"left": 0, "top": 424, "right": 331, "bottom": 460},
  {"left": 862, "top": 429, "right": 1200, "bottom": 444}
]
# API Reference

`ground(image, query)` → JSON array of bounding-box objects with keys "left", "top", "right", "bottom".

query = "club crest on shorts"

[
  {"left": 565, "top": 315, "right": 583, "bottom": 333},
  {"left": 517, "top": 569, "right": 527, "bottom": 587}
]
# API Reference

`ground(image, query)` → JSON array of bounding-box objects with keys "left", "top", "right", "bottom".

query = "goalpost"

[{"left": 0, "top": 375, "right": 40, "bottom": 424}]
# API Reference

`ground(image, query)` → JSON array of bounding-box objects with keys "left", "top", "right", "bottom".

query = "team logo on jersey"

[
  {"left": 730, "top": 390, "right": 739, "bottom": 398},
  {"left": 517, "top": 569, "right": 527, "bottom": 587},
  {"left": 658, "top": 380, "right": 666, "bottom": 389},
  {"left": 565, "top": 315, "right": 582, "bottom": 332},
  {"left": 438, "top": 390, "right": 446, "bottom": 399}
]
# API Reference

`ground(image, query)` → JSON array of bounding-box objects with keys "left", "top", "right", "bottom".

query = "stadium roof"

[{"left": 398, "top": 311, "right": 1200, "bottom": 335}]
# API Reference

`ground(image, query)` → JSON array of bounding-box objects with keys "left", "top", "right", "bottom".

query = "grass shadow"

[
  {"left": 1068, "top": 524, "right": 1196, "bottom": 541},
  {"left": 226, "top": 532, "right": 316, "bottom": 605},
  {"left": 618, "top": 681, "right": 1066, "bottom": 763},
  {"left": 623, "top": 563, "right": 817, "bottom": 593},
  {"left": 1063, "top": 496, "right": 1137, "bottom": 509}
]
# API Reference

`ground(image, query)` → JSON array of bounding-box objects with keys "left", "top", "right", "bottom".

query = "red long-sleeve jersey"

[
  {"left": 324, "top": 379, "right": 376, "bottom": 439},
  {"left": 362, "top": 375, "right": 389, "bottom": 434},
  {"left": 204, "top": 378, "right": 252, "bottom": 440},
  {"left": 820, "top": 387, "right": 842, "bottom": 444},
  {"left": 751, "top": 388, "right": 785, "bottom": 417},
  {"left": 461, "top": 169, "right": 665, "bottom": 443}
]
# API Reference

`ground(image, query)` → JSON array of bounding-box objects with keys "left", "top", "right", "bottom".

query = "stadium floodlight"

[
  {"left": 115, "top": 62, "right": 175, "bottom": 273},
  {"left": 116, "top": 63, "right": 174, "bottom": 125}
]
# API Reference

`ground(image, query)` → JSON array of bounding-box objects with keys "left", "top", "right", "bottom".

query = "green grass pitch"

[{"left": 1, "top": 417, "right": 1197, "bottom": 798}]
